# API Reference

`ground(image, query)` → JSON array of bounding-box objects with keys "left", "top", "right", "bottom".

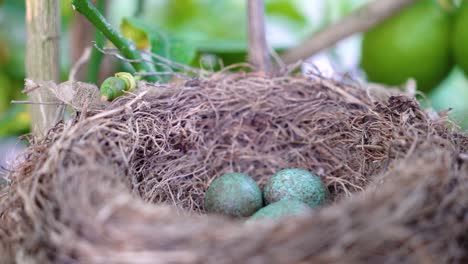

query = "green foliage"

[
  {"left": 0, "top": 1, "right": 29, "bottom": 137},
  {"left": 0, "top": 104, "right": 29, "bottom": 137},
  {"left": 137, "top": 0, "right": 310, "bottom": 66},
  {"left": 121, "top": 17, "right": 197, "bottom": 67},
  {"left": 266, "top": 0, "right": 307, "bottom": 24},
  {"left": 0, "top": 1, "right": 26, "bottom": 79}
]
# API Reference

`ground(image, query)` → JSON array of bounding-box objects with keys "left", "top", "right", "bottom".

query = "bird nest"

[{"left": 1, "top": 73, "right": 467, "bottom": 263}]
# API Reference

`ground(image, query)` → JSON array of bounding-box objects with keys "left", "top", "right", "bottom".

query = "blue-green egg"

[
  {"left": 249, "top": 200, "right": 311, "bottom": 221},
  {"left": 264, "top": 168, "right": 328, "bottom": 207},
  {"left": 204, "top": 172, "right": 263, "bottom": 217}
]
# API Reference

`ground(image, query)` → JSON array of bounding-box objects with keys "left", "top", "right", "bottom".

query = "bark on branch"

[{"left": 281, "top": 0, "right": 418, "bottom": 64}]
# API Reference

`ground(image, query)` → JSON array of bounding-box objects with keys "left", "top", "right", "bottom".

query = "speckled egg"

[
  {"left": 264, "top": 168, "right": 328, "bottom": 207},
  {"left": 205, "top": 172, "right": 263, "bottom": 217},
  {"left": 249, "top": 200, "right": 311, "bottom": 221}
]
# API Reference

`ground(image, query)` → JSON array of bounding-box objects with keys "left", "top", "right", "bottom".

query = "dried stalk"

[{"left": 25, "top": 0, "right": 61, "bottom": 138}]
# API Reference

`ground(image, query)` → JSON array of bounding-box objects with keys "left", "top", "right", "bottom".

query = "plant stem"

[
  {"left": 26, "top": 0, "right": 61, "bottom": 138},
  {"left": 72, "top": 0, "right": 158, "bottom": 82},
  {"left": 247, "top": 0, "right": 271, "bottom": 73},
  {"left": 86, "top": 0, "right": 105, "bottom": 83}
]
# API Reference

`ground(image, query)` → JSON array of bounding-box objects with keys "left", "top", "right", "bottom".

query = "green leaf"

[
  {"left": 265, "top": 0, "right": 307, "bottom": 25},
  {"left": 121, "top": 17, "right": 197, "bottom": 67},
  {"left": 121, "top": 18, "right": 151, "bottom": 50}
]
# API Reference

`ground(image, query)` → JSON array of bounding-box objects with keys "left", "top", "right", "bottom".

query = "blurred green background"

[{"left": 0, "top": 0, "right": 466, "bottom": 148}]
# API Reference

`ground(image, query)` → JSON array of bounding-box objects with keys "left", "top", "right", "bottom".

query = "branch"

[
  {"left": 281, "top": 0, "right": 418, "bottom": 64},
  {"left": 71, "top": 0, "right": 158, "bottom": 82},
  {"left": 247, "top": 0, "right": 271, "bottom": 73}
]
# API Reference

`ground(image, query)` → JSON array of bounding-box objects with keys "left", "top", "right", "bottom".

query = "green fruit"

[
  {"left": 100, "top": 73, "right": 137, "bottom": 101},
  {"left": 454, "top": 2, "right": 468, "bottom": 76},
  {"left": 204, "top": 172, "right": 263, "bottom": 217},
  {"left": 264, "top": 168, "right": 328, "bottom": 207},
  {"left": 100, "top": 76, "right": 127, "bottom": 101},
  {"left": 361, "top": 0, "right": 452, "bottom": 93},
  {"left": 249, "top": 200, "right": 311, "bottom": 221}
]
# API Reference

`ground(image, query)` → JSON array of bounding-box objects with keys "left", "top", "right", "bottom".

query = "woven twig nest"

[{"left": 1, "top": 74, "right": 467, "bottom": 263}]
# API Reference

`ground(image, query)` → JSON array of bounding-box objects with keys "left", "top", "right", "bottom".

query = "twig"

[
  {"left": 247, "top": 0, "right": 271, "bottom": 73},
  {"left": 88, "top": 91, "right": 148, "bottom": 121},
  {"left": 320, "top": 79, "right": 364, "bottom": 105},
  {"left": 141, "top": 50, "right": 203, "bottom": 74},
  {"left": 11, "top": 100, "right": 65, "bottom": 105},
  {"left": 69, "top": 46, "right": 92, "bottom": 82},
  {"left": 22, "top": 79, "right": 41, "bottom": 94},
  {"left": 281, "top": 0, "right": 418, "bottom": 63},
  {"left": 93, "top": 46, "right": 203, "bottom": 79},
  {"left": 71, "top": 0, "right": 158, "bottom": 82},
  {"left": 269, "top": 46, "right": 285, "bottom": 70},
  {"left": 93, "top": 46, "right": 187, "bottom": 78}
]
